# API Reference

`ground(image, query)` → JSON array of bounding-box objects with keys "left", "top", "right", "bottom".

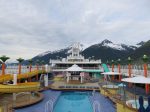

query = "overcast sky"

[{"left": 0, "top": 0, "right": 150, "bottom": 62}]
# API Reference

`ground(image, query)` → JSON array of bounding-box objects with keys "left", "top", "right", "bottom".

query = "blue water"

[{"left": 53, "top": 92, "right": 93, "bottom": 112}]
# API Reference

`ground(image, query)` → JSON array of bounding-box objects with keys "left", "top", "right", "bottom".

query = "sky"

[{"left": 0, "top": 0, "right": 150, "bottom": 62}]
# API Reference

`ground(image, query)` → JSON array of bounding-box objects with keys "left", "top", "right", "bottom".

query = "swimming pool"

[
  {"left": 15, "top": 90, "right": 116, "bottom": 112},
  {"left": 53, "top": 92, "right": 93, "bottom": 112}
]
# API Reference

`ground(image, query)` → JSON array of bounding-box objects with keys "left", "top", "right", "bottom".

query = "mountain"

[
  {"left": 90, "top": 39, "right": 137, "bottom": 51},
  {"left": 135, "top": 41, "right": 146, "bottom": 47},
  {"left": 31, "top": 47, "right": 71, "bottom": 64},
  {"left": 31, "top": 39, "right": 149, "bottom": 64},
  {"left": 128, "top": 40, "right": 150, "bottom": 63},
  {"left": 82, "top": 39, "right": 136, "bottom": 62}
]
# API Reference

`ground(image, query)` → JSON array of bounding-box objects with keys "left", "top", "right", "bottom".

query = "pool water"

[{"left": 53, "top": 92, "right": 93, "bottom": 112}]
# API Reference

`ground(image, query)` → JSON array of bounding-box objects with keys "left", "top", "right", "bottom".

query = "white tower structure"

[{"left": 67, "top": 43, "right": 84, "bottom": 62}]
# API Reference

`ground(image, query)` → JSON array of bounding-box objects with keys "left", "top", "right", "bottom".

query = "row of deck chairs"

[{"left": 58, "top": 85, "right": 99, "bottom": 89}]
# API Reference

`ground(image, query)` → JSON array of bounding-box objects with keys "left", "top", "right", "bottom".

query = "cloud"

[{"left": 0, "top": 0, "right": 150, "bottom": 62}]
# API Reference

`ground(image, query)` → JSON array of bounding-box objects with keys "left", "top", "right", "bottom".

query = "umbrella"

[
  {"left": 122, "top": 76, "right": 150, "bottom": 84},
  {"left": 122, "top": 76, "right": 150, "bottom": 110}
]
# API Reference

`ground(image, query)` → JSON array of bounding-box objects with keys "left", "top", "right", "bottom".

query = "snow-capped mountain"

[
  {"left": 32, "top": 47, "right": 71, "bottom": 63},
  {"left": 37, "top": 51, "right": 52, "bottom": 57},
  {"left": 94, "top": 39, "right": 137, "bottom": 51},
  {"left": 31, "top": 39, "right": 148, "bottom": 63},
  {"left": 37, "top": 47, "right": 71, "bottom": 57},
  {"left": 135, "top": 41, "right": 145, "bottom": 48}
]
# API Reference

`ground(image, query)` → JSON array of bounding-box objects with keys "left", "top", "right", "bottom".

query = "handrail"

[
  {"left": 44, "top": 92, "right": 61, "bottom": 112},
  {"left": 93, "top": 101, "right": 101, "bottom": 112},
  {"left": 39, "top": 74, "right": 44, "bottom": 81},
  {"left": 45, "top": 99, "right": 54, "bottom": 112}
]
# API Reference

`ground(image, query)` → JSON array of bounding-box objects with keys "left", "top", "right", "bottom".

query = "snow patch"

[
  {"left": 37, "top": 51, "right": 52, "bottom": 57},
  {"left": 102, "top": 43, "right": 126, "bottom": 50},
  {"left": 37, "top": 47, "right": 72, "bottom": 57},
  {"left": 134, "top": 44, "right": 142, "bottom": 48}
]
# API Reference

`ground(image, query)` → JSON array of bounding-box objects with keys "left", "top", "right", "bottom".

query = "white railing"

[
  {"left": 0, "top": 65, "right": 43, "bottom": 74},
  {"left": 109, "top": 65, "right": 150, "bottom": 77},
  {"left": 52, "top": 67, "right": 101, "bottom": 70},
  {"left": 50, "top": 59, "right": 101, "bottom": 63}
]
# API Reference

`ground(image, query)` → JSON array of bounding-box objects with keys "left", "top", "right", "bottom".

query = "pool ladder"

[
  {"left": 45, "top": 100, "right": 54, "bottom": 112},
  {"left": 93, "top": 101, "right": 101, "bottom": 112}
]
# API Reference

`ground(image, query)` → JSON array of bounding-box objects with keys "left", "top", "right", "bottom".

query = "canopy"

[
  {"left": 101, "top": 72, "right": 121, "bottom": 75},
  {"left": 122, "top": 76, "right": 150, "bottom": 84},
  {"left": 65, "top": 64, "right": 83, "bottom": 72}
]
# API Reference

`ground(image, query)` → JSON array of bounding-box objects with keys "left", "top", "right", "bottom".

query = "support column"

[
  {"left": 111, "top": 60, "right": 114, "bottom": 80},
  {"left": 13, "top": 74, "right": 17, "bottom": 85},
  {"left": 45, "top": 64, "right": 48, "bottom": 72},
  {"left": 66, "top": 73, "right": 70, "bottom": 83},
  {"left": 80, "top": 72, "right": 84, "bottom": 83},
  {"left": 36, "top": 64, "right": 39, "bottom": 80},
  {"left": 67, "top": 76, "right": 69, "bottom": 83},
  {"left": 13, "top": 74, "right": 17, "bottom": 104},
  {"left": 128, "top": 57, "right": 132, "bottom": 87},
  {"left": 144, "top": 63, "right": 149, "bottom": 94},
  {"left": 117, "top": 59, "right": 121, "bottom": 81},
  {"left": 118, "top": 64, "right": 121, "bottom": 81},
  {"left": 143, "top": 55, "right": 149, "bottom": 94},
  {"left": 13, "top": 93, "right": 16, "bottom": 101},
  {"left": 29, "top": 64, "right": 32, "bottom": 82},
  {"left": 29, "top": 64, "right": 32, "bottom": 72}
]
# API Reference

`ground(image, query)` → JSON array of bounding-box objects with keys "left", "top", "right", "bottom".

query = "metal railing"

[{"left": 0, "top": 65, "right": 43, "bottom": 74}]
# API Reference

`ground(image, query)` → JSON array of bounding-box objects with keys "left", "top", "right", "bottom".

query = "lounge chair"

[
  {"left": 66, "top": 86, "right": 69, "bottom": 88},
  {"left": 93, "top": 87, "right": 99, "bottom": 89},
  {"left": 59, "top": 86, "right": 64, "bottom": 88},
  {"left": 73, "top": 86, "right": 76, "bottom": 88},
  {"left": 86, "top": 86, "right": 91, "bottom": 89}
]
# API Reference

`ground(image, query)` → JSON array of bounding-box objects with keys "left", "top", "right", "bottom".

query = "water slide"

[
  {"left": 0, "top": 82, "right": 40, "bottom": 93},
  {"left": 102, "top": 64, "right": 110, "bottom": 72},
  {"left": 0, "top": 70, "right": 44, "bottom": 93},
  {"left": 0, "top": 70, "right": 44, "bottom": 83}
]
